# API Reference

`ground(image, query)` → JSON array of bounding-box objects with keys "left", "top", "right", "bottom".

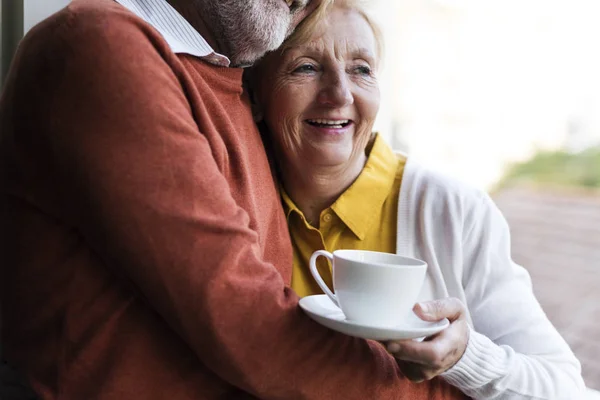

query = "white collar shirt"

[{"left": 114, "top": 0, "right": 230, "bottom": 67}]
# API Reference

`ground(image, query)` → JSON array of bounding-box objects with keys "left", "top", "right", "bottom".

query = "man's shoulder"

[
  {"left": 22, "top": 0, "right": 171, "bottom": 66},
  {"left": 5, "top": 0, "right": 185, "bottom": 103}
]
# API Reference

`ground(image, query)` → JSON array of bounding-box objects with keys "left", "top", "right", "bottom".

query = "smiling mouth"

[{"left": 306, "top": 119, "right": 352, "bottom": 129}]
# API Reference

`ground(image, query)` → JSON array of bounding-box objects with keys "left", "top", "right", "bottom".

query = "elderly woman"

[{"left": 251, "top": 0, "right": 585, "bottom": 398}]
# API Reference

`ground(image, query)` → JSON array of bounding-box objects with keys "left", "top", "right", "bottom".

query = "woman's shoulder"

[{"left": 400, "top": 158, "right": 490, "bottom": 216}]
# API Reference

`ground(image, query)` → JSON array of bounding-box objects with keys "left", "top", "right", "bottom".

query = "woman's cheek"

[
  {"left": 355, "top": 124, "right": 373, "bottom": 151},
  {"left": 283, "top": 117, "right": 303, "bottom": 158}
]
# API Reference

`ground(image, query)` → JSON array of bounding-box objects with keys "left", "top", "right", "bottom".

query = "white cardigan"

[{"left": 396, "top": 159, "right": 586, "bottom": 399}]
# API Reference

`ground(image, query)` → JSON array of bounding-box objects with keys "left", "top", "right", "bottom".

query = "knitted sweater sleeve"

[
  {"left": 441, "top": 191, "right": 586, "bottom": 399},
  {"left": 0, "top": 4, "right": 426, "bottom": 399}
]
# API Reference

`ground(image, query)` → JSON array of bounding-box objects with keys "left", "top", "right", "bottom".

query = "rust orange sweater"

[{"left": 0, "top": 0, "right": 468, "bottom": 398}]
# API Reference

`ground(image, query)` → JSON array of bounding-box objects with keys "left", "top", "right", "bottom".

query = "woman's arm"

[{"left": 441, "top": 193, "right": 585, "bottom": 399}]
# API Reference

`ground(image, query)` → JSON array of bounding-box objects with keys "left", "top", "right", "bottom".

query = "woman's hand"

[{"left": 383, "top": 298, "right": 470, "bottom": 382}]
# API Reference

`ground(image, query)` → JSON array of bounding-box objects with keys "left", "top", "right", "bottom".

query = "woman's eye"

[
  {"left": 293, "top": 64, "right": 317, "bottom": 74},
  {"left": 353, "top": 65, "right": 372, "bottom": 76}
]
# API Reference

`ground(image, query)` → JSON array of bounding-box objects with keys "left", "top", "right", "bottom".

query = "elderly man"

[{"left": 0, "top": 0, "right": 465, "bottom": 399}]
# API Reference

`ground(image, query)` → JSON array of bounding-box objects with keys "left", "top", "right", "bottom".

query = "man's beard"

[{"left": 208, "top": 0, "right": 302, "bottom": 67}]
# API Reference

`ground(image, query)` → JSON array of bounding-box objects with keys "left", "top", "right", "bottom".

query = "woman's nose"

[{"left": 317, "top": 72, "right": 354, "bottom": 107}]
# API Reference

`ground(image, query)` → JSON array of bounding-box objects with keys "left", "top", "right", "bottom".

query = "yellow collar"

[{"left": 281, "top": 134, "right": 399, "bottom": 240}]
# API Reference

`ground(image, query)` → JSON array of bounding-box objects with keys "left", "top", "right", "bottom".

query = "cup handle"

[{"left": 309, "top": 250, "right": 339, "bottom": 308}]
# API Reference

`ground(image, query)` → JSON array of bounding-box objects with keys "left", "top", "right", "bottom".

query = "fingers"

[
  {"left": 396, "top": 359, "right": 451, "bottom": 382},
  {"left": 387, "top": 331, "right": 454, "bottom": 365},
  {"left": 386, "top": 327, "right": 468, "bottom": 380},
  {"left": 382, "top": 298, "right": 470, "bottom": 381},
  {"left": 395, "top": 359, "right": 427, "bottom": 382},
  {"left": 413, "top": 297, "right": 465, "bottom": 322},
  {"left": 397, "top": 318, "right": 467, "bottom": 360}
]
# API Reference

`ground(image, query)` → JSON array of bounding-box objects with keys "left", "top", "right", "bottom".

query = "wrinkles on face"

[
  {"left": 264, "top": 64, "right": 312, "bottom": 167},
  {"left": 209, "top": 0, "right": 320, "bottom": 66},
  {"left": 257, "top": 5, "right": 380, "bottom": 187}
]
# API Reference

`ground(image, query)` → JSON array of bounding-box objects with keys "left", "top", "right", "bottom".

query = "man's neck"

[{"left": 165, "top": 0, "right": 222, "bottom": 53}]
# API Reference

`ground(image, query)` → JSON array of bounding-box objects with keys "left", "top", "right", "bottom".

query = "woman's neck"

[{"left": 281, "top": 155, "right": 367, "bottom": 227}]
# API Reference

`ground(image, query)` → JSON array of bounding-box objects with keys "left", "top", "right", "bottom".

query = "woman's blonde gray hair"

[{"left": 281, "top": 0, "right": 384, "bottom": 63}]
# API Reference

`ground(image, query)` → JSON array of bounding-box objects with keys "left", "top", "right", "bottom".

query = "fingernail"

[
  {"left": 387, "top": 343, "right": 401, "bottom": 353},
  {"left": 417, "top": 302, "right": 430, "bottom": 314}
]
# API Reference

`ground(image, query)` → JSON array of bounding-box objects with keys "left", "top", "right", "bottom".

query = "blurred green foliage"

[{"left": 497, "top": 146, "right": 600, "bottom": 189}]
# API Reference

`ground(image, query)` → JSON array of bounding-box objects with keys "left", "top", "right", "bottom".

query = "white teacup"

[{"left": 309, "top": 249, "right": 427, "bottom": 327}]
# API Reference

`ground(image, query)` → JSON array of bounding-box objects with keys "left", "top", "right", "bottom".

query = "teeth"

[{"left": 307, "top": 119, "right": 350, "bottom": 126}]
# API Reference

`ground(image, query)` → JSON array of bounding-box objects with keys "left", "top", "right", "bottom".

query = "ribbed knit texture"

[
  {"left": 395, "top": 160, "right": 586, "bottom": 399},
  {"left": 442, "top": 329, "right": 509, "bottom": 388}
]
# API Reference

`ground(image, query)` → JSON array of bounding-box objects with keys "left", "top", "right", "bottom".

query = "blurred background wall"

[
  {"left": 1, "top": 0, "right": 68, "bottom": 86},
  {"left": 24, "top": 0, "right": 69, "bottom": 32},
  {"left": 373, "top": 0, "right": 600, "bottom": 190}
]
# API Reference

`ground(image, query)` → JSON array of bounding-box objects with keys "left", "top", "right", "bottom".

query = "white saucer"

[{"left": 299, "top": 294, "right": 449, "bottom": 341}]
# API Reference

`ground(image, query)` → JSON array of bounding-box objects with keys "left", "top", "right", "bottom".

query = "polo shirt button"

[{"left": 323, "top": 213, "right": 332, "bottom": 222}]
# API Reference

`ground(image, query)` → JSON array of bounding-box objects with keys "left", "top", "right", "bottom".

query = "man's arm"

[{"left": 2, "top": 8, "right": 415, "bottom": 399}]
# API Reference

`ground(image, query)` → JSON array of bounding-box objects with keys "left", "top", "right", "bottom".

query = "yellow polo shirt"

[{"left": 283, "top": 134, "right": 407, "bottom": 298}]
